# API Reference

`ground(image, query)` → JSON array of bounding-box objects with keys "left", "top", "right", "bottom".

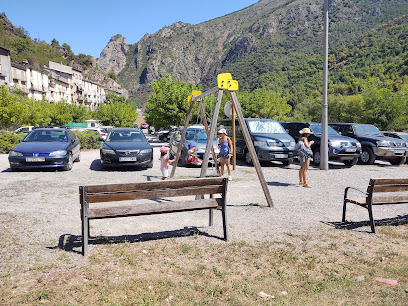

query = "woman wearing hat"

[
  {"left": 298, "top": 128, "right": 314, "bottom": 188},
  {"left": 218, "top": 128, "right": 233, "bottom": 181}
]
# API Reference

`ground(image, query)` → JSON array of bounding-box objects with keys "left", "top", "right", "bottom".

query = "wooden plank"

[
  {"left": 87, "top": 198, "right": 221, "bottom": 219},
  {"left": 371, "top": 178, "right": 408, "bottom": 185},
  {"left": 229, "top": 91, "right": 274, "bottom": 207},
  {"left": 371, "top": 195, "right": 408, "bottom": 205},
  {"left": 372, "top": 185, "right": 408, "bottom": 193},
  {"left": 345, "top": 197, "right": 366, "bottom": 205},
  {"left": 87, "top": 185, "right": 223, "bottom": 203},
  {"left": 85, "top": 177, "right": 224, "bottom": 194}
]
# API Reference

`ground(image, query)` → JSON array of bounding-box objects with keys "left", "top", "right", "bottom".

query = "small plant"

[{"left": 0, "top": 131, "right": 25, "bottom": 153}]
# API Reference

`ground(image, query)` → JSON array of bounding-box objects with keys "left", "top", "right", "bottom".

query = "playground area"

[{"left": 1, "top": 138, "right": 407, "bottom": 303}]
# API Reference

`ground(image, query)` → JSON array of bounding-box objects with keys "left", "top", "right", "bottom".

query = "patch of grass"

[{"left": 1, "top": 225, "right": 407, "bottom": 305}]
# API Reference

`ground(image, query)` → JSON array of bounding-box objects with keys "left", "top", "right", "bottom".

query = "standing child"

[
  {"left": 298, "top": 128, "right": 314, "bottom": 188},
  {"left": 160, "top": 147, "right": 175, "bottom": 180},
  {"left": 218, "top": 128, "right": 233, "bottom": 181}
]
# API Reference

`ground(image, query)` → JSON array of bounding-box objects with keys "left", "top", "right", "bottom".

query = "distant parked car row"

[{"left": 8, "top": 127, "right": 153, "bottom": 171}]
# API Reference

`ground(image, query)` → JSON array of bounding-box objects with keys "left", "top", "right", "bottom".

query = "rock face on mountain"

[
  {"left": 96, "top": 34, "right": 129, "bottom": 74},
  {"left": 95, "top": 0, "right": 408, "bottom": 102}
]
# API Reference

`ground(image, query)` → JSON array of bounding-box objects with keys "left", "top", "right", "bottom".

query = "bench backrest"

[
  {"left": 367, "top": 178, "right": 408, "bottom": 204},
  {"left": 80, "top": 177, "right": 226, "bottom": 204}
]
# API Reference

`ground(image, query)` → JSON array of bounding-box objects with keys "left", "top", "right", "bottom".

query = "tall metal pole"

[{"left": 320, "top": 0, "right": 329, "bottom": 170}]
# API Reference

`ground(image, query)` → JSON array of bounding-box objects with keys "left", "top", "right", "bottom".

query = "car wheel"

[
  {"left": 163, "top": 136, "right": 168, "bottom": 142},
  {"left": 360, "top": 147, "right": 375, "bottom": 165},
  {"left": 282, "top": 160, "right": 291, "bottom": 166},
  {"left": 312, "top": 148, "right": 320, "bottom": 166},
  {"left": 147, "top": 162, "right": 153, "bottom": 168},
  {"left": 389, "top": 156, "right": 405, "bottom": 165},
  {"left": 63, "top": 153, "right": 73, "bottom": 171},
  {"left": 343, "top": 157, "right": 358, "bottom": 167},
  {"left": 245, "top": 150, "right": 253, "bottom": 166},
  {"left": 74, "top": 152, "right": 81, "bottom": 162}
]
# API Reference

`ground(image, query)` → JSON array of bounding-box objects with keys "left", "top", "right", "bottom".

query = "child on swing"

[{"left": 187, "top": 142, "right": 201, "bottom": 165}]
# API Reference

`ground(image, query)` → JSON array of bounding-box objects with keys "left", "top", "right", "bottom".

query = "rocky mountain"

[
  {"left": 97, "top": 34, "right": 128, "bottom": 75},
  {"left": 99, "top": 0, "right": 408, "bottom": 103}
]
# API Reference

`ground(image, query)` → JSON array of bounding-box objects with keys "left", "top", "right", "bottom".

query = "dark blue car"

[
  {"left": 100, "top": 128, "right": 153, "bottom": 169},
  {"left": 8, "top": 128, "right": 81, "bottom": 171}
]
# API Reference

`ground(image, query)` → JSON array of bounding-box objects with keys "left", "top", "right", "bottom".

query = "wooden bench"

[
  {"left": 342, "top": 178, "right": 408, "bottom": 233},
  {"left": 79, "top": 177, "right": 228, "bottom": 256}
]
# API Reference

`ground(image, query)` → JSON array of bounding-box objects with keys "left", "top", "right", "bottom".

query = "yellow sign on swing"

[
  {"left": 217, "top": 73, "right": 239, "bottom": 91},
  {"left": 187, "top": 90, "right": 202, "bottom": 103}
]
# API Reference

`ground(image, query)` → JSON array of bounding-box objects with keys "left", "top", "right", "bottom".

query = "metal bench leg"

[
  {"left": 209, "top": 194, "right": 213, "bottom": 226},
  {"left": 367, "top": 203, "right": 376, "bottom": 233},
  {"left": 342, "top": 200, "right": 347, "bottom": 222}
]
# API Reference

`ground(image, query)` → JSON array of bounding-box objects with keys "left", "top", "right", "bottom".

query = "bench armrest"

[{"left": 344, "top": 186, "right": 368, "bottom": 199}]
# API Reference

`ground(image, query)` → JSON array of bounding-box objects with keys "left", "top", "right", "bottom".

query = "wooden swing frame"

[{"left": 170, "top": 73, "right": 274, "bottom": 207}]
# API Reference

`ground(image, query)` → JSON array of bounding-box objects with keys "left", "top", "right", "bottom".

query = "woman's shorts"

[
  {"left": 161, "top": 169, "right": 169, "bottom": 178},
  {"left": 219, "top": 153, "right": 230, "bottom": 159}
]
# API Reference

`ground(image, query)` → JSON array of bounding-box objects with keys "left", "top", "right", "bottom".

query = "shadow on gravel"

[
  {"left": 267, "top": 181, "right": 294, "bottom": 187},
  {"left": 322, "top": 214, "right": 408, "bottom": 233},
  {"left": 51, "top": 227, "right": 224, "bottom": 255},
  {"left": 89, "top": 159, "right": 150, "bottom": 172}
]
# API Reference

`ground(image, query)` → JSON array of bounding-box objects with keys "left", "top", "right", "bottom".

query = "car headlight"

[
  {"left": 254, "top": 140, "right": 268, "bottom": 147},
  {"left": 49, "top": 150, "right": 67, "bottom": 156},
  {"left": 140, "top": 149, "right": 152, "bottom": 154},
  {"left": 290, "top": 141, "right": 296, "bottom": 147},
  {"left": 9, "top": 150, "right": 23, "bottom": 156},
  {"left": 376, "top": 141, "right": 390, "bottom": 147},
  {"left": 101, "top": 149, "right": 115, "bottom": 154},
  {"left": 356, "top": 142, "right": 361, "bottom": 148}
]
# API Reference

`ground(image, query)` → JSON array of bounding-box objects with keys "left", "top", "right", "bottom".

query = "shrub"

[
  {"left": 0, "top": 131, "right": 25, "bottom": 153},
  {"left": 73, "top": 130, "right": 103, "bottom": 150}
]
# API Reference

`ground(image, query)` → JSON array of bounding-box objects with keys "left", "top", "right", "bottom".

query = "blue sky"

[{"left": 2, "top": 0, "right": 258, "bottom": 58}]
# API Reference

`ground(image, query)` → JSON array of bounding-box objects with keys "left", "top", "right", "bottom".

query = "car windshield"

[
  {"left": 309, "top": 124, "right": 339, "bottom": 135},
  {"left": 107, "top": 131, "right": 145, "bottom": 142},
  {"left": 185, "top": 129, "right": 208, "bottom": 141},
  {"left": 247, "top": 120, "right": 286, "bottom": 134},
  {"left": 354, "top": 125, "right": 382, "bottom": 136},
  {"left": 23, "top": 130, "right": 69, "bottom": 142}
]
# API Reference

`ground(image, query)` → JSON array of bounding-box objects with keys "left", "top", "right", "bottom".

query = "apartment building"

[
  {"left": 0, "top": 50, "right": 123, "bottom": 109},
  {"left": 0, "top": 47, "right": 12, "bottom": 87}
]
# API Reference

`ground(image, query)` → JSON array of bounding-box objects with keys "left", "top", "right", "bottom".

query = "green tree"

[
  {"left": 0, "top": 85, "right": 25, "bottom": 128},
  {"left": 107, "top": 71, "right": 117, "bottom": 81},
  {"left": 144, "top": 75, "right": 196, "bottom": 129},
  {"left": 48, "top": 102, "right": 73, "bottom": 126},
  {"left": 237, "top": 88, "right": 292, "bottom": 120},
  {"left": 51, "top": 38, "right": 59, "bottom": 47},
  {"left": 105, "top": 91, "right": 127, "bottom": 104},
  {"left": 93, "top": 102, "right": 137, "bottom": 127}
]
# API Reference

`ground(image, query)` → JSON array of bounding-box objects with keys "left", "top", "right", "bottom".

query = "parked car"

[
  {"left": 8, "top": 128, "right": 81, "bottom": 171},
  {"left": 148, "top": 126, "right": 155, "bottom": 134},
  {"left": 14, "top": 126, "right": 35, "bottom": 134},
  {"left": 158, "top": 126, "right": 179, "bottom": 142},
  {"left": 281, "top": 122, "right": 362, "bottom": 166},
  {"left": 133, "top": 124, "right": 139, "bottom": 129},
  {"left": 329, "top": 123, "right": 407, "bottom": 165},
  {"left": 100, "top": 128, "right": 153, "bottom": 169},
  {"left": 72, "top": 127, "right": 108, "bottom": 140},
  {"left": 140, "top": 123, "right": 149, "bottom": 129},
  {"left": 382, "top": 131, "right": 408, "bottom": 142},
  {"left": 220, "top": 118, "right": 296, "bottom": 166},
  {"left": 169, "top": 125, "right": 219, "bottom": 166}
]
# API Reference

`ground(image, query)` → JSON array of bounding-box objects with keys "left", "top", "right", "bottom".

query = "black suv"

[
  {"left": 281, "top": 122, "right": 362, "bottom": 166},
  {"left": 329, "top": 123, "right": 408, "bottom": 165},
  {"left": 219, "top": 118, "right": 296, "bottom": 166}
]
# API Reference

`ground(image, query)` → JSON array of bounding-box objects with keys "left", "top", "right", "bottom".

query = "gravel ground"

[{"left": 1, "top": 131, "right": 407, "bottom": 264}]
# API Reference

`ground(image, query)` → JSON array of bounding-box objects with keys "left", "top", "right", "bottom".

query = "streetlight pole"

[{"left": 320, "top": 0, "right": 329, "bottom": 170}]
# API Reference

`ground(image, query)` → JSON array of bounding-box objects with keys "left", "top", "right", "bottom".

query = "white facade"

[
  {"left": 27, "top": 68, "right": 49, "bottom": 101},
  {"left": 0, "top": 47, "right": 12, "bottom": 87}
]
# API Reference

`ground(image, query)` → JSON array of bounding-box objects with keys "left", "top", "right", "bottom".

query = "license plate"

[
  {"left": 274, "top": 154, "right": 288, "bottom": 159},
  {"left": 26, "top": 157, "right": 45, "bottom": 162},
  {"left": 345, "top": 148, "right": 356, "bottom": 152},
  {"left": 119, "top": 157, "right": 137, "bottom": 162}
]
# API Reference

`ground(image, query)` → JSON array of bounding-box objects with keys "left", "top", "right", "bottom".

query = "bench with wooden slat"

[
  {"left": 80, "top": 177, "right": 228, "bottom": 256},
  {"left": 342, "top": 178, "right": 408, "bottom": 233}
]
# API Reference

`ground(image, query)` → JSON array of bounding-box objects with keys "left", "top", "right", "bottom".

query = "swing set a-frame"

[{"left": 170, "top": 73, "right": 274, "bottom": 207}]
